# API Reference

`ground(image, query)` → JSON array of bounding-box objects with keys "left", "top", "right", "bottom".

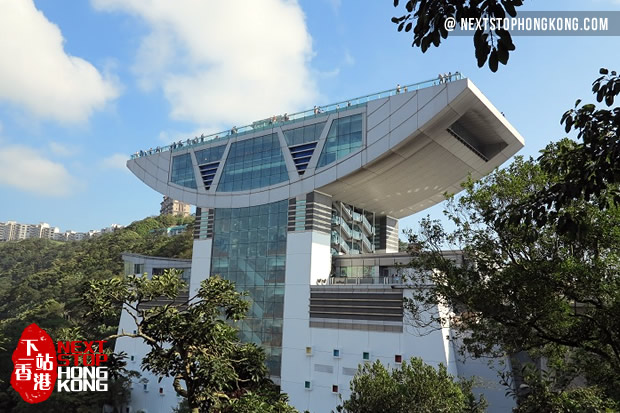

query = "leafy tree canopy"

[
  {"left": 86, "top": 270, "right": 296, "bottom": 413},
  {"left": 336, "top": 358, "right": 486, "bottom": 413},
  {"left": 506, "top": 69, "right": 620, "bottom": 238},
  {"left": 391, "top": 0, "right": 523, "bottom": 71},
  {"left": 0, "top": 214, "right": 193, "bottom": 412},
  {"left": 405, "top": 153, "right": 619, "bottom": 403}
]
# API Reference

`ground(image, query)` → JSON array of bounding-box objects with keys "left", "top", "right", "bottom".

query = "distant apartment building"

[
  {"left": 0, "top": 221, "right": 60, "bottom": 242},
  {"left": 0, "top": 220, "right": 123, "bottom": 242},
  {"left": 160, "top": 196, "right": 191, "bottom": 217}
]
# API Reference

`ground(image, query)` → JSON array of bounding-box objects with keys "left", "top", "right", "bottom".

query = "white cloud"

[
  {"left": 324, "top": 0, "right": 342, "bottom": 13},
  {"left": 0, "top": 145, "right": 80, "bottom": 196},
  {"left": 92, "top": 0, "right": 317, "bottom": 126},
  {"left": 0, "top": 0, "right": 119, "bottom": 123},
  {"left": 100, "top": 153, "right": 129, "bottom": 172},
  {"left": 49, "top": 141, "right": 79, "bottom": 157}
]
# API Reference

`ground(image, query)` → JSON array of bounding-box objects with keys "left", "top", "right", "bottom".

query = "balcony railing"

[
  {"left": 130, "top": 72, "right": 464, "bottom": 159},
  {"left": 327, "top": 275, "right": 405, "bottom": 285},
  {"left": 362, "top": 235, "right": 373, "bottom": 252},
  {"left": 361, "top": 215, "right": 374, "bottom": 235}
]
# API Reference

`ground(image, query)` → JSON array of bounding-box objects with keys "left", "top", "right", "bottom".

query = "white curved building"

[{"left": 120, "top": 75, "right": 524, "bottom": 412}]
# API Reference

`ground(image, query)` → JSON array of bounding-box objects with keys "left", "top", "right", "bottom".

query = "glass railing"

[
  {"left": 328, "top": 275, "right": 405, "bottom": 285},
  {"left": 333, "top": 217, "right": 353, "bottom": 239},
  {"left": 331, "top": 232, "right": 351, "bottom": 254},
  {"left": 362, "top": 235, "right": 373, "bottom": 252},
  {"left": 340, "top": 203, "right": 352, "bottom": 219},
  {"left": 361, "top": 215, "right": 374, "bottom": 235},
  {"left": 130, "top": 72, "right": 465, "bottom": 159}
]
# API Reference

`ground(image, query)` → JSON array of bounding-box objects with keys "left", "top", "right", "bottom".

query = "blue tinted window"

[
  {"left": 195, "top": 145, "right": 226, "bottom": 165},
  {"left": 317, "top": 114, "right": 363, "bottom": 168},
  {"left": 211, "top": 200, "right": 288, "bottom": 375},
  {"left": 170, "top": 153, "right": 197, "bottom": 189},
  {"left": 284, "top": 122, "right": 325, "bottom": 146},
  {"left": 217, "top": 134, "right": 289, "bottom": 192}
]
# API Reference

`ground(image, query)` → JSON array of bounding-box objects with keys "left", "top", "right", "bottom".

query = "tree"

[
  {"left": 85, "top": 270, "right": 296, "bottom": 413},
  {"left": 391, "top": 0, "right": 523, "bottom": 72},
  {"left": 404, "top": 154, "right": 620, "bottom": 403},
  {"left": 0, "top": 215, "right": 196, "bottom": 411},
  {"left": 508, "top": 366, "right": 620, "bottom": 413},
  {"left": 506, "top": 69, "right": 620, "bottom": 238},
  {"left": 336, "top": 358, "right": 486, "bottom": 413}
]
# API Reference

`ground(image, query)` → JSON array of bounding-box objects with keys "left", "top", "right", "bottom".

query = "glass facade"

[
  {"left": 317, "top": 114, "right": 363, "bottom": 168},
  {"left": 283, "top": 122, "right": 325, "bottom": 146},
  {"left": 195, "top": 145, "right": 226, "bottom": 165},
  {"left": 217, "top": 133, "right": 289, "bottom": 192},
  {"left": 211, "top": 200, "right": 288, "bottom": 375},
  {"left": 170, "top": 153, "right": 197, "bottom": 189}
]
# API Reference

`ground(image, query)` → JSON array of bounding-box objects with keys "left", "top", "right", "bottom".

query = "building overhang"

[{"left": 127, "top": 78, "right": 524, "bottom": 218}]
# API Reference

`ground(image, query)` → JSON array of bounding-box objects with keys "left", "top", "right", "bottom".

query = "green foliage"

[
  {"left": 0, "top": 215, "right": 193, "bottom": 412},
  {"left": 405, "top": 154, "right": 619, "bottom": 403},
  {"left": 86, "top": 270, "right": 296, "bottom": 413},
  {"left": 391, "top": 0, "right": 522, "bottom": 72},
  {"left": 337, "top": 358, "right": 486, "bottom": 413},
  {"left": 402, "top": 71, "right": 620, "bottom": 404},
  {"left": 512, "top": 367, "right": 620, "bottom": 413},
  {"left": 507, "top": 69, "right": 620, "bottom": 239}
]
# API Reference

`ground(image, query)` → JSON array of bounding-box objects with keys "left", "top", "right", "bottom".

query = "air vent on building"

[
  {"left": 289, "top": 142, "right": 317, "bottom": 175},
  {"left": 198, "top": 161, "right": 220, "bottom": 189}
]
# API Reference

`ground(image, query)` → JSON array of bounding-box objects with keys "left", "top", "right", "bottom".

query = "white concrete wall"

[
  {"left": 281, "top": 296, "right": 457, "bottom": 412},
  {"left": 115, "top": 310, "right": 182, "bottom": 413},
  {"left": 189, "top": 239, "right": 212, "bottom": 297},
  {"left": 280, "top": 230, "right": 331, "bottom": 407}
]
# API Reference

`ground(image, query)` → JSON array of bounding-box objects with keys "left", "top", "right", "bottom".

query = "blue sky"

[{"left": 0, "top": 0, "right": 619, "bottom": 233}]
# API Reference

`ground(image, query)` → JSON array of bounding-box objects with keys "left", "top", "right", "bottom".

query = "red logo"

[{"left": 11, "top": 323, "right": 58, "bottom": 404}]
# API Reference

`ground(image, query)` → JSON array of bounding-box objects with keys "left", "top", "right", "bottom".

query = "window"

[
  {"left": 304, "top": 380, "right": 312, "bottom": 390},
  {"left": 362, "top": 351, "right": 370, "bottom": 360},
  {"left": 332, "top": 385, "right": 339, "bottom": 393},
  {"left": 217, "top": 134, "right": 289, "bottom": 192},
  {"left": 211, "top": 200, "right": 288, "bottom": 377},
  {"left": 195, "top": 145, "right": 226, "bottom": 165},
  {"left": 395, "top": 354, "right": 402, "bottom": 363},
  {"left": 333, "top": 349, "right": 340, "bottom": 358},
  {"left": 130, "top": 355, "right": 135, "bottom": 362},
  {"left": 133, "top": 264, "right": 144, "bottom": 275},
  {"left": 305, "top": 346, "right": 313, "bottom": 356},
  {"left": 159, "top": 387, "right": 164, "bottom": 395},
  {"left": 170, "top": 153, "right": 197, "bottom": 189},
  {"left": 143, "top": 383, "right": 149, "bottom": 392},
  {"left": 284, "top": 122, "right": 325, "bottom": 146},
  {"left": 317, "top": 114, "right": 363, "bottom": 168}
]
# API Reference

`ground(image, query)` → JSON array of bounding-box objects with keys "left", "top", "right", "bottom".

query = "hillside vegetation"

[{"left": 0, "top": 214, "right": 193, "bottom": 412}]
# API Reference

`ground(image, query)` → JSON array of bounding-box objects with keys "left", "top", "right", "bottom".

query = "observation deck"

[{"left": 128, "top": 74, "right": 524, "bottom": 218}]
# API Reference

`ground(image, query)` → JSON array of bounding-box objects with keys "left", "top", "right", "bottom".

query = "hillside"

[{"left": 0, "top": 214, "right": 193, "bottom": 412}]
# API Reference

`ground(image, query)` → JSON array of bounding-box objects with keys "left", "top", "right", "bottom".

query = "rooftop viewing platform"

[{"left": 130, "top": 72, "right": 464, "bottom": 160}]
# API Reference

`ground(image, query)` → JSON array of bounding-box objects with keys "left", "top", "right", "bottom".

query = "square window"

[
  {"left": 332, "top": 385, "right": 339, "bottom": 393},
  {"left": 395, "top": 354, "right": 402, "bottom": 363},
  {"left": 362, "top": 352, "right": 370, "bottom": 360},
  {"left": 333, "top": 349, "right": 340, "bottom": 358},
  {"left": 304, "top": 380, "right": 312, "bottom": 390}
]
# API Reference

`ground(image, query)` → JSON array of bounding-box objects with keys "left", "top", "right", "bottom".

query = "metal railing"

[
  {"left": 130, "top": 72, "right": 464, "bottom": 159},
  {"left": 328, "top": 275, "right": 404, "bottom": 285},
  {"left": 362, "top": 235, "right": 373, "bottom": 252}
]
